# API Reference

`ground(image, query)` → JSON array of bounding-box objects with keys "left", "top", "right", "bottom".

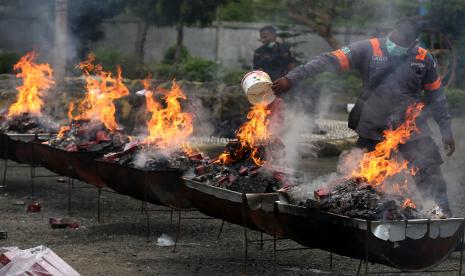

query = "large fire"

[
  {"left": 69, "top": 54, "right": 129, "bottom": 131},
  {"left": 217, "top": 103, "right": 271, "bottom": 166},
  {"left": 8, "top": 51, "right": 54, "bottom": 117},
  {"left": 143, "top": 79, "right": 193, "bottom": 149},
  {"left": 352, "top": 102, "right": 425, "bottom": 192}
]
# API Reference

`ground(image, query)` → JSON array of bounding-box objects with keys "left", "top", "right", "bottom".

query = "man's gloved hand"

[
  {"left": 272, "top": 77, "right": 292, "bottom": 95},
  {"left": 442, "top": 134, "right": 455, "bottom": 157}
]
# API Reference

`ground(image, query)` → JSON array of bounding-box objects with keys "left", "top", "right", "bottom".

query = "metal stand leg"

[
  {"left": 170, "top": 208, "right": 174, "bottom": 222},
  {"left": 97, "top": 187, "right": 102, "bottom": 223},
  {"left": 329, "top": 251, "right": 333, "bottom": 270},
  {"left": 273, "top": 236, "right": 277, "bottom": 274},
  {"left": 243, "top": 225, "right": 248, "bottom": 275},
  {"left": 145, "top": 208, "right": 151, "bottom": 241},
  {"left": 216, "top": 220, "right": 225, "bottom": 240},
  {"left": 1, "top": 158, "right": 7, "bottom": 189},
  {"left": 459, "top": 231, "right": 464, "bottom": 275},
  {"left": 260, "top": 232, "right": 263, "bottom": 250},
  {"left": 67, "top": 177, "right": 72, "bottom": 216},
  {"left": 356, "top": 260, "right": 363, "bottom": 276},
  {"left": 30, "top": 163, "right": 35, "bottom": 200},
  {"left": 172, "top": 210, "right": 182, "bottom": 253}
]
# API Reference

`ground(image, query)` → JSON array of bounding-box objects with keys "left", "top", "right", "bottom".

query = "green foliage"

[
  {"left": 311, "top": 71, "right": 362, "bottom": 100},
  {"left": 68, "top": 0, "right": 128, "bottom": 58},
  {"left": 178, "top": 57, "right": 218, "bottom": 82},
  {"left": 0, "top": 51, "right": 20, "bottom": 74},
  {"left": 445, "top": 88, "right": 465, "bottom": 109},
  {"left": 217, "top": 68, "right": 249, "bottom": 85},
  {"left": 93, "top": 47, "right": 147, "bottom": 79},
  {"left": 162, "top": 45, "right": 191, "bottom": 64},
  {"left": 218, "top": 0, "right": 289, "bottom": 23}
]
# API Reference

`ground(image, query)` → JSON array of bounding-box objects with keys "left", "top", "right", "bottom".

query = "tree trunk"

[
  {"left": 138, "top": 22, "right": 149, "bottom": 62},
  {"left": 174, "top": 22, "right": 184, "bottom": 65},
  {"left": 287, "top": 0, "right": 341, "bottom": 50}
]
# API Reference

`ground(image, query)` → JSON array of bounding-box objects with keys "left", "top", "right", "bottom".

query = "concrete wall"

[
  {"left": 97, "top": 16, "right": 371, "bottom": 68},
  {"left": 0, "top": 12, "right": 371, "bottom": 68}
]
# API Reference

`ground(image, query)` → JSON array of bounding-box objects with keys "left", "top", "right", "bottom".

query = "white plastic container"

[{"left": 241, "top": 70, "right": 276, "bottom": 105}]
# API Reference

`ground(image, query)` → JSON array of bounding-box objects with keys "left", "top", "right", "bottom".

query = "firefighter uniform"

[{"left": 286, "top": 38, "right": 452, "bottom": 213}]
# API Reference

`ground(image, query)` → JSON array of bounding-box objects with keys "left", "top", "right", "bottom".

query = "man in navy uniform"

[{"left": 272, "top": 19, "right": 455, "bottom": 215}]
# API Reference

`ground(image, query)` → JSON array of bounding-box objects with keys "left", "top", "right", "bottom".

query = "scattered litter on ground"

[
  {"left": 0, "top": 246, "right": 80, "bottom": 275},
  {"left": 156, "top": 234, "right": 174, "bottom": 247},
  {"left": 26, "top": 202, "right": 41, "bottom": 213}
]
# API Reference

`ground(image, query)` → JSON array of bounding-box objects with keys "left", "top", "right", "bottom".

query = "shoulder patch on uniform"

[{"left": 341, "top": 46, "right": 350, "bottom": 55}]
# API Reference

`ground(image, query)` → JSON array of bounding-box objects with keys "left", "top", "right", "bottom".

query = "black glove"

[
  {"left": 442, "top": 133, "right": 455, "bottom": 157},
  {"left": 271, "top": 77, "right": 292, "bottom": 95}
]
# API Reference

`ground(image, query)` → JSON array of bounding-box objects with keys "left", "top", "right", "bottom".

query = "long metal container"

[
  {"left": 274, "top": 201, "right": 464, "bottom": 271},
  {"left": 32, "top": 142, "right": 105, "bottom": 187},
  {"left": 0, "top": 133, "right": 55, "bottom": 164},
  {"left": 184, "top": 178, "right": 282, "bottom": 236},
  {"left": 96, "top": 159, "right": 191, "bottom": 208}
]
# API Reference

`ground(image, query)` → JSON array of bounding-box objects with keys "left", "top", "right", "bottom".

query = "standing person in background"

[{"left": 253, "top": 25, "right": 296, "bottom": 81}]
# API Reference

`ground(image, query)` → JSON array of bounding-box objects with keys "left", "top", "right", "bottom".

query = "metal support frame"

[
  {"left": 241, "top": 194, "right": 310, "bottom": 275},
  {"left": 1, "top": 135, "right": 58, "bottom": 201},
  {"left": 355, "top": 221, "right": 465, "bottom": 276}
]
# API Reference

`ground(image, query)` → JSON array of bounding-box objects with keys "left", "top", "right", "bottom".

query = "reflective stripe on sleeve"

[
  {"left": 423, "top": 77, "right": 442, "bottom": 90},
  {"left": 330, "top": 49, "right": 350, "bottom": 71},
  {"left": 369, "top": 38, "right": 383, "bottom": 57}
]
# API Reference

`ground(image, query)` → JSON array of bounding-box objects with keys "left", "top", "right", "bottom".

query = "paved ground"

[{"left": 0, "top": 119, "right": 464, "bottom": 275}]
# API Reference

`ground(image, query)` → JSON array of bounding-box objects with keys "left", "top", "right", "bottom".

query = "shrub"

[
  {"left": 217, "top": 68, "right": 248, "bottom": 85},
  {"left": 93, "top": 47, "right": 147, "bottom": 79},
  {"left": 162, "top": 45, "right": 191, "bottom": 64},
  {"left": 0, "top": 51, "right": 21, "bottom": 74},
  {"left": 445, "top": 88, "right": 465, "bottom": 109},
  {"left": 178, "top": 57, "right": 218, "bottom": 82}
]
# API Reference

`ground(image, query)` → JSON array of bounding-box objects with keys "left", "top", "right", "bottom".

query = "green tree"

[
  {"left": 68, "top": 0, "right": 127, "bottom": 59},
  {"left": 129, "top": 0, "right": 233, "bottom": 65}
]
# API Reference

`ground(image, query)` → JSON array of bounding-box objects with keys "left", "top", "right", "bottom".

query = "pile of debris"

[
  {"left": 45, "top": 119, "right": 127, "bottom": 152},
  {"left": 0, "top": 112, "right": 57, "bottom": 134},
  {"left": 192, "top": 140, "right": 294, "bottom": 193},
  {"left": 302, "top": 177, "right": 442, "bottom": 220},
  {"left": 102, "top": 142, "right": 208, "bottom": 171}
]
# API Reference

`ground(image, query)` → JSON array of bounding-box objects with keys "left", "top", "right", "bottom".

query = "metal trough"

[
  {"left": 32, "top": 142, "right": 105, "bottom": 187},
  {"left": 0, "top": 133, "right": 54, "bottom": 164},
  {"left": 274, "top": 201, "right": 464, "bottom": 271},
  {"left": 184, "top": 178, "right": 282, "bottom": 236},
  {"left": 96, "top": 159, "right": 191, "bottom": 208}
]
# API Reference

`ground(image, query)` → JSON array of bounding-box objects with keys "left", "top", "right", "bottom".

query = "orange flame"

[
  {"left": 216, "top": 104, "right": 271, "bottom": 166},
  {"left": 71, "top": 54, "right": 129, "bottom": 131},
  {"left": 352, "top": 103, "right": 425, "bottom": 189},
  {"left": 8, "top": 51, "right": 54, "bottom": 117},
  {"left": 401, "top": 198, "right": 417, "bottom": 209},
  {"left": 144, "top": 79, "right": 193, "bottom": 149},
  {"left": 237, "top": 104, "right": 271, "bottom": 148}
]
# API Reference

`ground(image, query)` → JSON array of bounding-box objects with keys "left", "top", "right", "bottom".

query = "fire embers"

[
  {"left": 103, "top": 142, "right": 207, "bottom": 171},
  {"left": 310, "top": 177, "right": 425, "bottom": 220},
  {"left": 192, "top": 139, "right": 291, "bottom": 193},
  {"left": 46, "top": 119, "right": 128, "bottom": 152},
  {"left": 0, "top": 52, "right": 56, "bottom": 134},
  {"left": 99, "top": 77, "right": 201, "bottom": 172},
  {"left": 192, "top": 103, "right": 293, "bottom": 193},
  {"left": 0, "top": 112, "right": 57, "bottom": 134}
]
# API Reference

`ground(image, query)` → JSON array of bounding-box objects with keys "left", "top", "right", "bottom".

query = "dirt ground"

[{"left": 1, "top": 120, "right": 465, "bottom": 275}]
